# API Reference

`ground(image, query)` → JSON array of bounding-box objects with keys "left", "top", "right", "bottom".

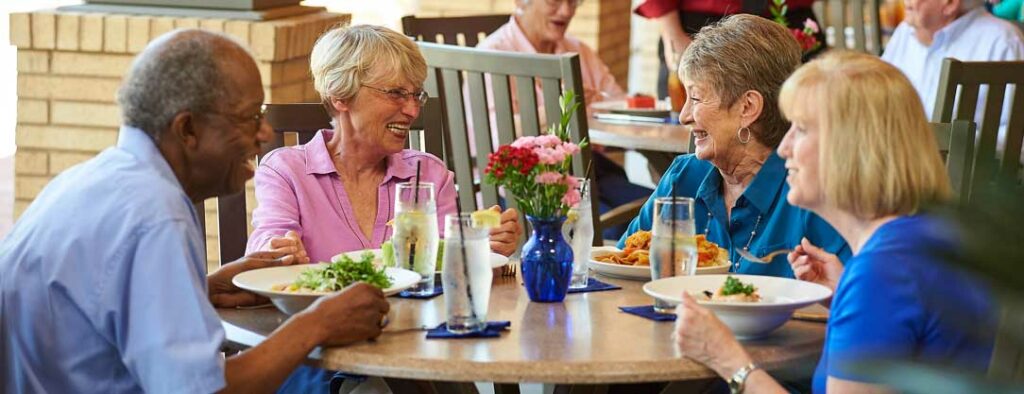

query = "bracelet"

[{"left": 728, "top": 362, "right": 759, "bottom": 394}]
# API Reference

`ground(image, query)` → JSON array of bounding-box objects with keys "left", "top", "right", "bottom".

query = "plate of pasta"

[
  {"left": 643, "top": 274, "right": 832, "bottom": 338},
  {"left": 589, "top": 231, "right": 731, "bottom": 280}
]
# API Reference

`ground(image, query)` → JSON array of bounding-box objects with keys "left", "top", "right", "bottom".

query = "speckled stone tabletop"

[{"left": 219, "top": 272, "right": 825, "bottom": 384}]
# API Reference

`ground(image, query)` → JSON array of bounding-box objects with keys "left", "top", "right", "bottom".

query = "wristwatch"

[{"left": 728, "top": 362, "right": 759, "bottom": 394}]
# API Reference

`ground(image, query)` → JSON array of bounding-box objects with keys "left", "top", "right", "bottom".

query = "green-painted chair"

[
  {"left": 416, "top": 41, "right": 605, "bottom": 244},
  {"left": 932, "top": 58, "right": 1024, "bottom": 197},
  {"left": 401, "top": 14, "right": 508, "bottom": 47},
  {"left": 931, "top": 120, "right": 977, "bottom": 203},
  {"left": 812, "top": 0, "right": 883, "bottom": 54}
]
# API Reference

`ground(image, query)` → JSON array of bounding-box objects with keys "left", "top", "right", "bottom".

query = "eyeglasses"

[
  {"left": 361, "top": 85, "right": 429, "bottom": 107},
  {"left": 209, "top": 105, "right": 266, "bottom": 134},
  {"left": 543, "top": 0, "right": 584, "bottom": 8}
]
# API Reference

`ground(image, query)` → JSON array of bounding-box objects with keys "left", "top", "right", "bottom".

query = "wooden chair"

[
  {"left": 203, "top": 98, "right": 446, "bottom": 264},
  {"left": 932, "top": 58, "right": 1024, "bottom": 197},
  {"left": 416, "top": 42, "right": 605, "bottom": 244},
  {"left": 401, "top": 14, "right": 509, "bottom": 47},
  {"left": 931, "top": 120, "right": 977, "bottom": 203},
  {"left": 813, "top": 0, "right": 883, "bottom": 54}
]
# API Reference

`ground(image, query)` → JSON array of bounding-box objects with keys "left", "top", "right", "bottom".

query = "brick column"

[{"left": 10, "top": 10, "right": 349, "bottom": 267}]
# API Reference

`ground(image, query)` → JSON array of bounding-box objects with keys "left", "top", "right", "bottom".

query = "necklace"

[{"left": 704, "top": 210, "right": 763, "bottom": 271}]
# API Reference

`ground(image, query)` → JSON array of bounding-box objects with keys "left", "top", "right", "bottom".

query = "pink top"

[
  {"left": 477, "top": 16, "right": 625, "bottom": 108},
  {"left": 246, "top": 130, "right": 457, "bottom": 264}
]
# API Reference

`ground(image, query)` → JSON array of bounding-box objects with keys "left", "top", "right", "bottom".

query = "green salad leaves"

[
  {"left": 289, "top": 251, "right": 392, "bottom": 292},
  {"left": 720, "top": 275, "right": 757, "bottom": 296}
]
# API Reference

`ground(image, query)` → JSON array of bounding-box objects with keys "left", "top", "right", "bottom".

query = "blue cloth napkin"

[
  {"left": 394, "top": 284, "right": 443, "bottom": 299},
  {"left": 619, "top": 305, "right": 677, "bottom": 322},
  {"left": 426, "top": 321, "right": 511, "bottom": 339},
  {"left": 567, "top": 278, "right": 621, "bottom": 294}
]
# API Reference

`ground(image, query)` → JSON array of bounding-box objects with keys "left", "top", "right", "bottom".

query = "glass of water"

[
  {"left": 441, "top": 213, "right": 493, "bottom": 334},
  {"left": 393, "top": 182, "right": 440, "bottom": 296},
  {"left": 649, "top": 196, "right": 697, "bottom": 314},
  {"left": 565, "top": 177, "right": 593, "bottom": 289}
]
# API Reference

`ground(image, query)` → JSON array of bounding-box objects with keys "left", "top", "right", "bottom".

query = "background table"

[
  {"left": 220, "top": 271, "right": 825, "bottom": 388},
  {"left": 588, "top": 118, "right": 691, "bottom": 175}
]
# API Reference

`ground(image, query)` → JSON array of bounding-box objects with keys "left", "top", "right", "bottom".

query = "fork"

[
  {"left": 501, "top": 251, "right": 519, "bottom": 277},
  {"left": 735, "top": 248, "right": 793, "bottom": 264}
]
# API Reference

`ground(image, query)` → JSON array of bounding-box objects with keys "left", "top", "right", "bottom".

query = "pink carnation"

[
  {"left": 565, "top": 175, "right": 580, "bottom": 190},
  {"left": 511, "top": 136, "right": 538, "bottom": 149},
  {"left": 536, "top": 134, "right": 562, "bottom": 148},
  {"left": 536, "top": 171, "right": 563, "bottom": 184},
  {"left": 803, "top": 18, "right": 819, "bottom": 33},
  {"left": 561, "top": 188, "right": 581, "bottom": 208}
]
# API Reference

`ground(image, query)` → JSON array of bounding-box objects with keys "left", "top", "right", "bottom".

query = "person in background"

[
  {"left": 0, "top": 29, "right": 390, "bottom": 393},
  {"left": 881, "top": 0, "right": 1024, "bottom": 158},
  {"left": 634, "top": 0, "right": 825, "bottom": 100},
  {"left": 988, "top": 0, "right": 1023, "bottom": 21},
  {"left": 247, "top": 25, "right": 522, "bottom": 265},
  {"left": 620, "top": 15, "right": 848, "bottom": 278},
  {"left": 673, "top": 51, "right": 994, "bottom": 394},
  {"left": 479, "top": 0, "right": 654, "bottom": 239}
]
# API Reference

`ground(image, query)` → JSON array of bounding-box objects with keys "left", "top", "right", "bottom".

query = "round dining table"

[
  {"left": 218, "top": 270, "right": 826, "bottom": 390},
  {"left": 588, "top": 117, "right": 691, "bottom": 176}
]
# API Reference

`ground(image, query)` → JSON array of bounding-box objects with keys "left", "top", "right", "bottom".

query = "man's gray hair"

[{"left": 117, "top": 29, "right": 235, "bottom": 141}]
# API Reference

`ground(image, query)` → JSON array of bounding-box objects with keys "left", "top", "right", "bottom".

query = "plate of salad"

[{"left": 232, "top": 251, "right": 421, "bottom": 315}]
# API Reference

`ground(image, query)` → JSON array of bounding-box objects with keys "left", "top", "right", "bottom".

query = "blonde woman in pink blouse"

[{"left": 247, "top": 25, "right": 521, "bottom": 266}]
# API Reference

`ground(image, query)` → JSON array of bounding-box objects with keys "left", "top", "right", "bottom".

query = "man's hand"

[
  {"left": 263, "top": 230, "right": 310, "bottom": 264},
  {"left": 487, "top": 205, "right": 522, "bottom": 257},
  {"left": 208, "top": 251, "right": 295, "bottom": 308},
  {"left": 300, "top": 282, "right": 390, "bottom": 346}
]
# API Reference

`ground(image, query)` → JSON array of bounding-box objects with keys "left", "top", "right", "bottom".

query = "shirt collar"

[
  {"left": 931, "top": 7, "right": 984, "bottom": 46},
  {"left": 303, "top": 129, "right": 418, "bottom": 182},
  {"left": 694, "top": 151, "right": 786, "bottom": 214},
  {"left": 116, "top": 125, "right": 181, "bottom": 191},
  {"left": 304, "top": 130, "right": 338, "bottom": 175}
]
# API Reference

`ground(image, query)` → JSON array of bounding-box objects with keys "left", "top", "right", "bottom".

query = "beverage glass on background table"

[
  {"left": 393, "top": 182, "right": 440, "bottom": 296},
  {"left": 442, "top": 213, "right": 493, "bottom": 334},
  {"left": 566, "top": 177, "right": 593, "bottom": 289},
  {"left": 649, "top": 196, "right": 697, "bottom": 313}
]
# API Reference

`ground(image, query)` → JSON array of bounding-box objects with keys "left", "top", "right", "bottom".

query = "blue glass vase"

[{"left": 521, "top": 215, "right": 574, "bottom": 302}]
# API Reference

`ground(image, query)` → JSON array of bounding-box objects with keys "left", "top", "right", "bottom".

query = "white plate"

[
  {"left": 232, "top": 264, "right": 421, "bottom": 315},
  {"left": 591, "top": 99, "right": 671, "bottom": 117},
  {"left": 589, "top": 246, "right": 731, "bottom": 280},
  {"left": 333, "top": 248, "right": 510, "bottom": 270},
  {"left": 642, "top": 274, "right": 832, "bottom": 338}
]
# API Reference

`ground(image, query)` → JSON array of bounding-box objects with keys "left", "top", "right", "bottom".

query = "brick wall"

[
  {"left": 10, "top": 10, "right": 350, "bottom": 269},
  {"left": 415, "top": 0, "right": 633, "bottom": 91}
]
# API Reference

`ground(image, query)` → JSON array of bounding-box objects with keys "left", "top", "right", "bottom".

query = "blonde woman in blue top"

[
  {"left": 619, "top": 15, "right": 849, "bottom": 277},
  {"left": 672, "top": 52, "right": 995, "bottom": 394}
]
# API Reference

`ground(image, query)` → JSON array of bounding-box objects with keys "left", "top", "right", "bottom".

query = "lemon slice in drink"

[{"left": 471, "top": 209, "right": 501, "bottom": 228}]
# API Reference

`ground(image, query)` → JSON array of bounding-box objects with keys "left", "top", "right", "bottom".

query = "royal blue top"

[
  {"left": 619, "top": 153, "right": 849, "bottom": 277},
  {"left": 812, "top": 215, "right": 995, "bottom": 393},
  {"left": 0, "top": 126, "right": 225, "bottom": 393}
]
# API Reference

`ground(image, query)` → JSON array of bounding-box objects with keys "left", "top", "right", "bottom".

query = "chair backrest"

[
  {"left": 416, "top": 42, "right": 603, "bottom": 243},
  {"left": 205, "top": 98, "right": 446, "bottom": 264},
  {"left": 989, "top": 302, "right": 1024, "bottom": 382},
  {"left": 931, "top": 120, "right": 977, "bottom": 203},
  {"left": 812, "top": 0, "right": 883, "bottom": 54},
  {"left": 933, "top": 58, "right": 1024, "bottom": 193},
  {"left": 401, "top": 14, "right": 509, "bottom": 47}
]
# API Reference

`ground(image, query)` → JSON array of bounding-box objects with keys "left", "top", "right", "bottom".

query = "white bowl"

[
  {"left": 589, "top": 246, "right": 731, "bottom": 280},
  {"left": 643, "top": 274, "right": 832, "bottom": 339},
  {"left": 332, "top": 248, "right": 510, "bottom": 269},
  {"left": 232, "top": 264, "right": 421, "bottom": 315}
]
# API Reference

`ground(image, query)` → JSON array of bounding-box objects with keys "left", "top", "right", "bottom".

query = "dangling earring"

[
  {"left": 737, "top": 126, "right": 752, "bottom": 144},
  {"left": 515, "top": 6, "right": 525, "bottom": 16}
]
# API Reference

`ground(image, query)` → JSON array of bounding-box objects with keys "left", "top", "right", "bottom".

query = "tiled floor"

[{"left": 0, "top": 153, "right": 12, "bottom": 239}]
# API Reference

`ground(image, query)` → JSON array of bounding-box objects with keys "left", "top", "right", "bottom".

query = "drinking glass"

[
  {"left": 649, "top": 197, "right": 697, "bottom": 314},
  {"left": 565, "top": 177, "right": 593, "bottom": 289},
  {"left": 441, "top": 213, "right": 493, "bottom": 334},
  {"left": 392, "top": 182, "right": 440, "bottom": 296}
]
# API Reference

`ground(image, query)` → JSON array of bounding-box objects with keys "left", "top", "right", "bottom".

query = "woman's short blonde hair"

[
  {"left": 680, "top": 14, "right": 801, "bottom": 148},
  {"left": 310, "top": 24, "right": 427, "bottom": 113},
  {"left": 779, "top": 51, "right": 951, "bottom": 219}
]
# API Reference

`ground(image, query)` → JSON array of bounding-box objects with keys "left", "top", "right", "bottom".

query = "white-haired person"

[
  {"left": 246, "top": 24, "right": 522, "bottom": 392},
  {"left": 672, "top": 52, "right": 995, "bottom": 393}
]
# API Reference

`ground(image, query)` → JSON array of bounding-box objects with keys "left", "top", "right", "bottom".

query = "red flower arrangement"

[{"left": 771, "top": 0, "right": 822, "bottom": 54}]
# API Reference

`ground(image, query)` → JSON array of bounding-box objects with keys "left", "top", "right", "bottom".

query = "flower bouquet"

[{"left": 484, "top": 91, "right": 587, "bottom": 302}]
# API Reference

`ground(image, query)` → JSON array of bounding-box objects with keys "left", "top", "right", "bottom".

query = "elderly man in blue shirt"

[{"left": 0, "top": 29, "right": 389, "bottom": 393}]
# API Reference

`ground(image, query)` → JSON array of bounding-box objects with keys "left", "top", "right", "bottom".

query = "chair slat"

[
  {"left": 540, "top": 77, "right": 562, "bottom": 132},
  {"left": 491, "top": 74, "right": 516, "bottom": 146},
  {"left": 851, "top": 0, "right": 866, "bottom": 51},
  {"left": 1002, "top": 86, "right": 1024, "bottom": 178},
  {"left": 515, "top": 76, "right": 541, "bottom": 136},
  {"left": 440, "top": 68, "right": 477, "bottom": 212},
  {"left": 466, "top": 71, "right": 500, "bottom": 207}
]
